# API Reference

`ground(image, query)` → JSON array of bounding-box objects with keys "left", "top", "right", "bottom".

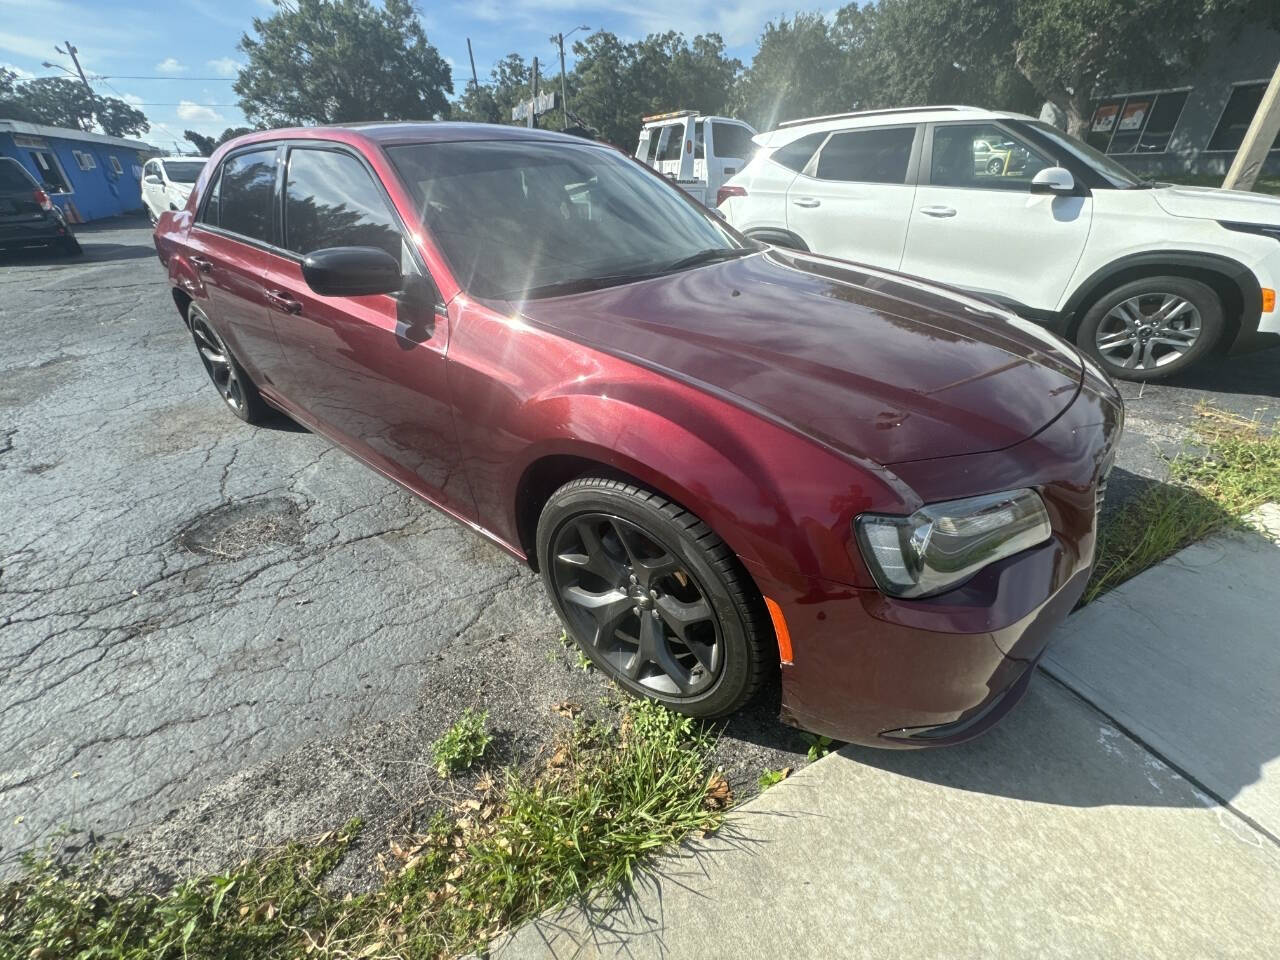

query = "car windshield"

[
  {"left": 1017, "top": 120, "right": 1145, "bottom": 188},
  {"left": 161, "top": 160, "right": 206, "bottom": 183},
  {"left": 388, "top": 139, "right": 751, "bottom": 300}
]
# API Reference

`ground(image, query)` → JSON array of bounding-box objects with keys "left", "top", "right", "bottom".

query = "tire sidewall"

[
  {"left": 537, "top": 483, "right": 755, "bottom": 717},
  {"left": 1076, "top": 275, "right": 1222, "bottom": 381},
  {"left": 188, "top": 303, "right": 264, "bottom": 423}
]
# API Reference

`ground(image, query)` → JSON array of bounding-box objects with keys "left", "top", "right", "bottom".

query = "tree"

[
  {"left": 735, "top": 13, "right": 851, "bottom": 129},
  {"left": 184, "top": 130, "right": 217, "bottom": 156},
  {"left": 235, "top": 0, "right": 452, "bottom": 126},
  {"left": 0, "top": 74, "right": 148, "bottom": 137}
]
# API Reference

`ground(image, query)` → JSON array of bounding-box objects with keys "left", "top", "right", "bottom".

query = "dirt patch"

[
  {"left": 0, "top": 355, "right": 80, "bottom": 407},
  {"left": 177, "top": 497, "right": 309, "bottom": 560}
]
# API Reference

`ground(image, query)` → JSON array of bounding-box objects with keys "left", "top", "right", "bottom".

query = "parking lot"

[{"left": 3, "top": 217, "right": 1279, "bottom": 878}]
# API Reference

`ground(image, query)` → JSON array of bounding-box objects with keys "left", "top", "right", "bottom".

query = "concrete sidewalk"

[{"left": 499, "top": 518, "right": 1280, "bottom": 959}]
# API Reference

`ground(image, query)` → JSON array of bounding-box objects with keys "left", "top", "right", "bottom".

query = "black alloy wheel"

[
  {"left": 538, "top": 477, "right": 770, "bottom": 717},
  {"left": 188, "top": 305, "right": 268, "bottom": 423}
]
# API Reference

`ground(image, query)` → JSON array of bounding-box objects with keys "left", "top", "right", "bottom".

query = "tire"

[
  {"left": 986, "top": 157, "right": 1004, "bottom": 175},
  {"left": 187, "top": 303, "right": 269, "bottom": 423},
  {"left": 146, "top": 204, "right": 158, "bottom": 226},
  {"left": 537, "top": 476, "right": 771, "bottom": 718},
  {"left": 58, "top": 236, "right": 83, "bottom": 257},
  {"left": 1075, "top": 275, "right": 1223, "bottom": 381}
]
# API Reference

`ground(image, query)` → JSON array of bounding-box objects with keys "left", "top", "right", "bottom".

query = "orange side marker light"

[
  {"left": 1262, "top": 288, "right": 1276, "bottom": 313},
  {"left": 764, "top": 597, "right": 794, "bottom": 665}
]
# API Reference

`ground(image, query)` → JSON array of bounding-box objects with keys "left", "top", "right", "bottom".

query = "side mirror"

[
  {"left": 1030, "top": 166, "right": 1076, "bottom": 194},
  {"left": 144, "top": 174, "right": 163, "bottom": 184},
  {"left": 302, "top": 246, "right": 402, "bottom": 298}
]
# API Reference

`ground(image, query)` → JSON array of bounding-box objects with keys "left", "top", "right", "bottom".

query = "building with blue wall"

[{"left": 0, "top": 119, "right": 155, "bottom": 222}]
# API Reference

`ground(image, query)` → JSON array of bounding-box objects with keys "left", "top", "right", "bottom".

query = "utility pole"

[
  {"left": 554, "top": 33, "right": 569, "bottom": 130},
  {"left": 466, "top": 37, "right": 479, "bottom": 91},
  {"left": 55, "top": 41, "right": 93, "bottom": 96},
  {"left": 1223, "top": 60, "right": 1280, "bottom": 193},
  {"left": 528, "top": 57, "right": 539, "bottom": 129}
]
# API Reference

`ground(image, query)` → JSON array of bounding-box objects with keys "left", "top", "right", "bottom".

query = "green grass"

[
  {"left": 1158, "top": 173, "right": 1280, "bottom": 195},
  {"left": 431, "top": 708, "right": 493, "bottom": 778},
  {"left": 1085, "top": 408, "right": 1280, "bottom": 604},
  {"left": 1, "top": 700, "right": 725, "bottom": 960},
  {"left": 757, "top": 767, "right": 791, "bottom": 791}
]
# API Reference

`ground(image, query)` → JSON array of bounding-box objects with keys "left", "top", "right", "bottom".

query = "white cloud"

[
  {"left": 155, "top": 56, "right": 185, "bottom": 74},
  {"left": 176, "top": 100, "right": 222, "bottom": 123},
  {"left": 206, "top": 56, "right": 241, "bottom": 77}
]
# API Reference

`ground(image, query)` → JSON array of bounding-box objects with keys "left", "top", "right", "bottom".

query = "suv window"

[
  {"left": 815, "top": 127, "right": 915, "bottom": 183},
  {"left": 199, "top": 166, "right": 222, "bottom": 226},
  {"left": 770, "top": 132, "right": 827, "bottom": 173},
  {"left": 216, "top": 148, "right": 277, "bottom": 242},
  {"left": 283, "top": 148, "right": 402, "bottom": 259},
  {"left": 931, "top": 123, "right": 1052, "bottom": 190},
  {"left": 711, "top": 122, "right": 754, "bottom": 160},
  {"left": 0, "top": 158, "right": 36, "bottom": 192}
]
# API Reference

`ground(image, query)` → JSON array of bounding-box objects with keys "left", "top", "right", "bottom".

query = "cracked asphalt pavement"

[{"left": 2, "top": 219, "right": 1278, "bottom": 879}]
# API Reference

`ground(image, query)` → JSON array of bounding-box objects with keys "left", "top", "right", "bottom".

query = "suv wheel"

[
  {"left": 1076, "top": 276, "right": 1222, "bottom": 381},
  {"left": 537, "top": 477, "right": 771, "bottom": 718},
  {"left": 188, "top": 304, "right": 269, "bottom": 423}
]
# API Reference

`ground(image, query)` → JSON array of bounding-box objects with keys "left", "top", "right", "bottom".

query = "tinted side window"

[
  {"left": 815, "top": 127, "right": 915, "bottom": 183},
  {"left": 770, "top": 132, "right": 827, "bottom": 173},
  {"left": 198, "top": 166, "right": 222, "bottom": 226},
  {"left": 712, "top": 122, "right": 755, "bottom": 159},
  {"left": 218, "top": 149, "right": 277, "bottom": 242},
  {"left": 283, "top": 149, "right": 402, "bottom": 259},
  {"left": 0, "top": 158, "right": 35, "bottom": 191}
]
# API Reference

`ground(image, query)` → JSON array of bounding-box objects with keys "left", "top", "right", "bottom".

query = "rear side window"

[
  {"left": 769, "top": 132, "right": 827, "bottom": 173},
  {"left": 216, "top": 149, "right": 277, "bottom": 243},
  {"left": 283, "top": 148, "right": 403, "bottom": 259},
  {"left": 815, "top": 127, "right": 915, "bottom": 183},
  {"left": 711, "top": 122, "right": 755, "bottom": 160},
  {"left": 0, "top": 158, "right": 36, "bottom": 191},
  {"left": 657, "top": 124, "right": 685, "bottom": 162},
  {"left": 198, "top": 167, "right": 222, "bottom": 226}
]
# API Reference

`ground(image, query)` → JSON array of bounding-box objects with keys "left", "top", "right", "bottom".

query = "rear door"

[
  {"left": 898, "top": 121, "right": 1092, "bottom": 310},
  {"left": 785, "top": 124, "right": 921, "bottom": 269},
  {"left": 259, "top": 143, "right": 469, "bottom": 514},
  {"left": 706, "top": 120, "right": 755, "bottom": 194},
  {"left": 185, "top": 146, "right": 289, "bottom": 387}
]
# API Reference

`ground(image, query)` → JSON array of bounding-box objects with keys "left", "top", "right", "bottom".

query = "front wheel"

[
  {"left": 537, "top": 477, "right": 771, "bottom": 718},
  {"left": 1075, "top": 276, "right": 1223, "bottom": 381}
]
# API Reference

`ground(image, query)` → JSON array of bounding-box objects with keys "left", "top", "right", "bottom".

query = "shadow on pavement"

[{"left": 1155, "top": 345, "right": 1280, "bottom": 399}]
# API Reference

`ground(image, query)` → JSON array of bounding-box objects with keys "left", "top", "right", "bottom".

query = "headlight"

[{"left": 855, "top": 489, "right": 1052, "bottom": 598}]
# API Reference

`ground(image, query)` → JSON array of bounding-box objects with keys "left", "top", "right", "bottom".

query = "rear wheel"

[
  {"left": 1075, "top": 276, "right": 1223, "bottom": 381},
  {"left": 187, "top": 303, "right": 268, "bottom": 423},
  {"left": 58, "top": 236, "right": 82, "bottom": 256},
  {"left": 537, "top": 477, "right": 771, "bottom": 718}
]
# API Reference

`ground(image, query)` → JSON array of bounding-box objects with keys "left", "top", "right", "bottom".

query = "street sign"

[{"left": 512, "top": 92, "right": 557, "bottom": 122}]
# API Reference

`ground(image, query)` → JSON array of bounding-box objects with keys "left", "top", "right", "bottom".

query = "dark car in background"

[
  {"left": 153, "top": 122, "right": 1122, "bottom": 748},
  {"left": 0, "top": 157, "right": 81, "bottom": 257}
]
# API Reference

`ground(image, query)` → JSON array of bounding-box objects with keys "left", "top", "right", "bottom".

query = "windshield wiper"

[{"left": 661, "top": 247, "right": 754, "bottom": 272}]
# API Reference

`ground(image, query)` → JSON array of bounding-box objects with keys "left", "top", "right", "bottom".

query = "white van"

[{"left": 634, "top": 111, "right": 757, "bottom": 207}]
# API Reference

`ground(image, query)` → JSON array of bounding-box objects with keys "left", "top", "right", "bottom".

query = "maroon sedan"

[{"left": 154, "top": 123, "right": 1122, "bottom": 747}]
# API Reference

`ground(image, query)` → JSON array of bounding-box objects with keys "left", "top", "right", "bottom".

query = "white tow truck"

[{"left": 633, "top": 110, "right": 757, "bottom": 207}]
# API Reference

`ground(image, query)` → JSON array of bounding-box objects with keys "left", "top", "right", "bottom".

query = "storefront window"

[
  {"left": 1207, "top": 83, "right": 1278, "bottom": 153},
  {"left": 1087, "top": 90, "right": 1188, "bottom": 155}
]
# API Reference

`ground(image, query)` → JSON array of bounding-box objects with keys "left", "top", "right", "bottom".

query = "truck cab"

[{"left": 634, "top": 111, "right": 757, "bottom": 207}]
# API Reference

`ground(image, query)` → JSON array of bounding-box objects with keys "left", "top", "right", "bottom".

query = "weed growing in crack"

[{"left": 431, "top": 709, "right": 493, "bottom": 779}]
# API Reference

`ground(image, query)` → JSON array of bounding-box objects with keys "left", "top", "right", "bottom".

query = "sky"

[{"left": 1, "top": 0, "right": 800, "bottom": 152}]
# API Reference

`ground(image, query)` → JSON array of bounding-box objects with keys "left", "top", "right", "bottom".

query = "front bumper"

[{"left": 757, "top": 366, "right": 1123, "bottom": 748}]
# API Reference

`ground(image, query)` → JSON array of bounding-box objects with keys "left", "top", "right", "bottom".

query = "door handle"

[
  {"left": 265, "top": 290, "right": 303, "bottom": 315},
  {"left": 920, "top": 205, "right": 957, "bottom": 218},
  {"left": 189, "top": 256, "right": 212, "bottom": 272},
  {"left": 792, "top": 197, "right": 821, "bottom": 208}
]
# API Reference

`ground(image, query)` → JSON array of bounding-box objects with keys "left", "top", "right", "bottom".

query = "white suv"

[
  {"left": 719, "top": 105, "right": 1280, "bottom": 380},
  {"left": 141, "top": 156, "right": 206, "bottom": 225}
]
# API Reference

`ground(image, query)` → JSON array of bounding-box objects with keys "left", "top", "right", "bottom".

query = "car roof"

[
  {"left": 755, "top": 105, "right": 1035, "bottom": 147},
  {"left": 223, "top": 121, "right": 590, "bottom": 151}
]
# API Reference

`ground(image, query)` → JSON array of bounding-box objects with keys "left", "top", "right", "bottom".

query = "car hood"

[
  {"left": 513, "top": 250, "right": 1082, "bottom": 465},
  {"left": 1152, "top": 184, "right": 1280, "bottom": 225}
]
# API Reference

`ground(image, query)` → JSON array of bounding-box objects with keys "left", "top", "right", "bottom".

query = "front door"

[
  {"left": 785, "top": 124, "right": 920, "bottom": 270},
  {"left": 899, "top": 121, "right": 1093, "bottom": 310},
  {"left": 260, "top": 144, "right": 471, "bottom": 516}
]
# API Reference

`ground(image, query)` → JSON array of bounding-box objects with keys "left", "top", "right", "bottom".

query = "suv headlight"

[{"left": 855, "top": 489, "right": 1052, "bottom": 599}]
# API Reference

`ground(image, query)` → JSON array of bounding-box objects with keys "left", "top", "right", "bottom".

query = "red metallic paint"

[{"left": 154, "top": 123, "right": 1123, "bottom": 747}]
